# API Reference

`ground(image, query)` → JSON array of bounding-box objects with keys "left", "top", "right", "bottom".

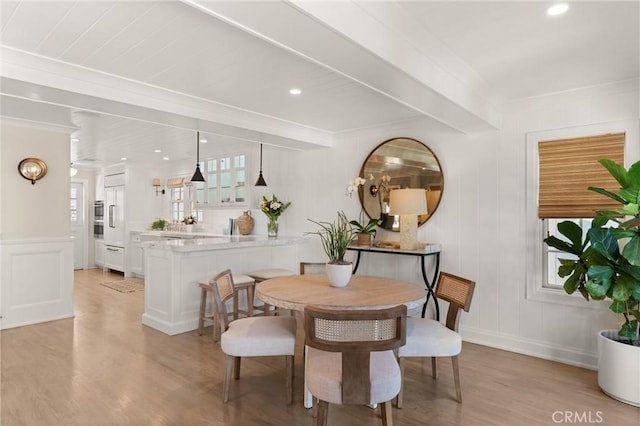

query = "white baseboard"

[{"left": 461, "top": 326, "right": 598, "bottom": 370}]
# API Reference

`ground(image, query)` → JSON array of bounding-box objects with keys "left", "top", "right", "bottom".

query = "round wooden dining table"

[
  {"left": 256, "top": 274, "right": 426, "bottom": 313},
  {"left": 256, "top": 273, "right": 426, "bottom": 409}
]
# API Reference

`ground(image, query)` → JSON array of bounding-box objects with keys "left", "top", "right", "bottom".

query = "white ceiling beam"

[
  {"left": 0, "top": 46, "right": 333, "bottom": 149},
  {"left": 187, "top": 0, "right": 501, "bottom": 133}
]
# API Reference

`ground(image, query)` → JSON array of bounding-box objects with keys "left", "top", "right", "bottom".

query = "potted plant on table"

[
  {"left": 308, "top": 211, "right": 357, "bottom": 287},
  {"left": 349, "top": 212, "right": 379, "bottom": 246},
  {"left": 543, "top": 158, "right": 640, "bottom": 407}
]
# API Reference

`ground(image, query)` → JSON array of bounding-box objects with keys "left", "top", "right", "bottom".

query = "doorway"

[{"left": 71, "top": 181, "right": 88, "bottom": 270}]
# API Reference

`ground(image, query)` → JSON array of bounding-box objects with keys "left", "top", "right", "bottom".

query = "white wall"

[
  {"left": 259, "top": 80, "right": 639, "bottom": 369},
  {"left": 0, "top": 122, "right": 74, "bottom": 329}
]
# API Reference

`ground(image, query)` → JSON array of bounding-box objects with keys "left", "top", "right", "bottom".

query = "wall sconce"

[
  {"left": 18, "top": 158, "right": 47, "bottom": 185},
  {"left": 153, "top": 178, "right": 165, "bottom": 196}
]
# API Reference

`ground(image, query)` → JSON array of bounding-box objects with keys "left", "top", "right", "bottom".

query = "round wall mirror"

[{"left": 359, "top": 137, "right": 443, "bottom": 231}]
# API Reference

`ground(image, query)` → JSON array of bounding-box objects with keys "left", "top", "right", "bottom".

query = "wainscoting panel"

[{"left": 0, "top": 238, "right": 74, "bottom": 330}]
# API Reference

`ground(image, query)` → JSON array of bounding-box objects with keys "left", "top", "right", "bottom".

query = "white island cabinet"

[{"left": 142, "top": 235, "right": 306, "bottom": 336}]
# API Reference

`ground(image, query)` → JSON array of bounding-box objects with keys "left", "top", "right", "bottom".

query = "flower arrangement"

[
  {"left": 183, "top": 215, "right": 197, "bottom": 225},
  {"left": 260, "top": 194, "right": 292, "bottom": 220},
  {"left": 260, "top": 194, "right": 291, "bottom": 237}
]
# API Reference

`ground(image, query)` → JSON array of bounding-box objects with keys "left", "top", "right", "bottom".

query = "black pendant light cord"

[
  {"left": 255, "top": 143, "right": 267, "bottom": 186},
  {"left": 191, "top": 131, "right": 206, "bottom": 182}
]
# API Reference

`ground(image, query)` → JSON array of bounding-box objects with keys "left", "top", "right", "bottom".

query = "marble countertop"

[{"left": 141, "top": 234, "right": 308, "bottom": 252}]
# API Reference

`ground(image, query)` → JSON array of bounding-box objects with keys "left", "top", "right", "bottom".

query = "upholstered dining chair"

[
  {"left": 396, "top": 272, "right": 475, "bottom": 407},
  {"left": 210, "top": 269, "right": 297, "bottom": 404},
  {"left": 304, "top": 304, "right": 407, "bottom": 426}
]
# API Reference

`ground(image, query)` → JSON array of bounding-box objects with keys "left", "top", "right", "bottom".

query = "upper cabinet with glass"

[{"left": 359, "top": 138, "right": 443, "bottom": 231}]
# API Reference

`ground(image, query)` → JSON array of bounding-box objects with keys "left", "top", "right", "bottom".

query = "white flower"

[{"left": 346, "top": 176, "right": 366, "bottom": 197}]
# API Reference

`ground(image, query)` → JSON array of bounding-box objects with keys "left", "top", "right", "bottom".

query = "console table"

[{"left": 347, "top": 243, "right": 442, "bottom": 319}]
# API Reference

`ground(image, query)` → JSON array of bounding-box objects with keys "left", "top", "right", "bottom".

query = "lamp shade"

[{"left": 389, "top": 188, "right": 427, "bottom": 215}]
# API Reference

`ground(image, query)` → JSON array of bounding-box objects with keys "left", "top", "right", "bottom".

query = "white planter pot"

[
  {"left": 325, "top": 263, "right": 353, "bottom": 288},
  {"left": 598, "top": 329, "right": 640, "bottom": 407}
]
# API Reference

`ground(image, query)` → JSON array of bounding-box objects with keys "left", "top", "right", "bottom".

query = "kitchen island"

[{"left": 141, "top": 234, "right": 306, "bottom": 335}]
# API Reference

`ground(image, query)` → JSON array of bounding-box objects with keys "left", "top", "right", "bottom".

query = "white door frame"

[{"left": 71, "top": 178, "right": 89, "bottom": 270}]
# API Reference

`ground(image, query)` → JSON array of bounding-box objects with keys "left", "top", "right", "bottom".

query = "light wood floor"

[{"left": 1, "top": 268, "right": 638, "bottom": 425}]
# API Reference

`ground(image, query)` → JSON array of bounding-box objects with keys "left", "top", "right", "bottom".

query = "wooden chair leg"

[
  {"left": 316, "top": 400, "right": 329, "bottom": 426},
  {"left": 233, "top": 292, "right": 239, "bottom": 320},
  {"left": 234, "top": 357, "right": 241, "bottom": 380},
  {"left": 431, "top": 356, "right": 438, "bottom": 379},
  {"left": 198, "top": 288, "right": 207, "bottom": 335},
  {"left": 246, "top": 286, "right": 254, "bottom": 317},
  {"left": 212, "top": 301, "right": 220, "bottom": 342},
  {"left": 223, "top": 355, "right": 234, "bottom": 403},
  {"left": 286, "top": 355, "right": 294, "bottom": 405},
  {"left": 452, "top": 355, "right": 462, "bottom": 403},
  {"left": 396, "top": 357, "right": 405, "bottom": 408},
  {"left": 381, "top": 400, "right": 393, "bottom": 426}
]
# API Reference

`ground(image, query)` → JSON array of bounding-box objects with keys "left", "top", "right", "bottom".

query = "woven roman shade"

[
  {"left": 538, "top": 133, "right": 625, "bottom": 218},
  {"left": 166, "top": 177, "right": 185, "bottom": 188}
]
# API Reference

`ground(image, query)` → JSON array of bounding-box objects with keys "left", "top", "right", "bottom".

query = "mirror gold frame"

[{"left": 358, "top": 137, "right": 443, "bottom": 231}]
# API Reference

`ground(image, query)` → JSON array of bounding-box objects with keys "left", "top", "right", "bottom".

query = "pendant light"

[
  {"left": 191, "top": 131, "right": 205, "bottom": 182},
  {"left": 255, "top": 143, "right": 267, "bottom": 186}
]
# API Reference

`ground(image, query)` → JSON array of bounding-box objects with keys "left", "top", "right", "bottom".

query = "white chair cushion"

[
  {"left": 305, "top": 347, "right": 401, "bottom": 404},
  {"left": 247, "top": 268, "right": 295, "bottom": 280},
  {"left": 198, "top": 273, "right": 254, "bottom": 286},
  {"left": 221, "top": 316, "right": 296, "bottom": 357},
  {"left": 398, "top": 317, "right": 462, "bottom": 358},
  {"left": 231, "top": 274, "right": 255, "bottom": 285}
]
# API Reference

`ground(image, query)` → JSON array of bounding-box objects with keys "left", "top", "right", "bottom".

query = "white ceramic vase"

[
  {"left": 597, "top": 329, "right": 640, "bottom": 407},
  {"left": 325, "top": 262, "right": 353, "bottom": 288}
]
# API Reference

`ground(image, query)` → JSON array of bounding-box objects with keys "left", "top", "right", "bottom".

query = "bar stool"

[
  {"left": 198, "top": 273, "right": 255, "bottom": 341},
  {"left": 246, "top": 268, "right": 295, "bottom": 315}
]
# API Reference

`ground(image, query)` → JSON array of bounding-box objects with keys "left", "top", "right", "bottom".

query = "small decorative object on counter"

[
  {"left": 260, "top": 194, "right": 291, "bottom": 238},
  {"left": 183, "top": 214, "right": 197, "bottom": 232},
  {"left": 151, "top": 218, "right": 168, "bottom": 231},
  {"left": 237, "top": 211, "right": 254, "bottom": 235}
]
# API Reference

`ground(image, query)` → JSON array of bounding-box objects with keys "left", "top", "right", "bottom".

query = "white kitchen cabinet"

[
  {"left": 95, "top": 240, "right": 104, "bottom": 267},
  {"left": 130, "top": 232, "right": 144, "bottom": 277},
  {"left": 104, "top": 244, "right": 125, "bottom": 273}
]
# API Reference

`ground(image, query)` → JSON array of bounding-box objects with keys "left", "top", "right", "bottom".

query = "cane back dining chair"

[
  {"left": 397, "top": 272, "right": 475, "bottom": 407},
  {"left": 304, "top": 304, "right": 407, "bottom": 426},
  {"left": 210, "top": 269, "right": 297, "bottom": 404}
]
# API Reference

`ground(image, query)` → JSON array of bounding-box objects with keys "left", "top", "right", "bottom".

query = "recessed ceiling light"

[
  {"left": 547, "top": 3, "right": 569, "bottom": 16},
  {"left": 121, "top": 157, "right": 127, "bottom": 161},
  {"left": 154, "top": 149, "right": 162, "bottom": 153},
  {"left": 163, "top": 157, "right": 169, "bottom": 161},
  {"left": 289, "top": 88, "right": 302, "bottom": 96}
]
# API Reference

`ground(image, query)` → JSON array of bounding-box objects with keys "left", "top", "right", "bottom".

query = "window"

[
  {"left": 543, "top": 218, "right": 592, "bottom": 289},
  {"left": 525, "top": 121, "right": 637, "bottom": 306},
  {"left": 192, "top": 154, "right": 247, "bottom": 206},
  {"left": 170, "top": 186, "right": 185, "bottom": 223}
]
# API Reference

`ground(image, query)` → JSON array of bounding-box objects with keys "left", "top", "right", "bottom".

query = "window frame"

[{"left": 525, "top": 119, "right": 638, "bottom": 307}]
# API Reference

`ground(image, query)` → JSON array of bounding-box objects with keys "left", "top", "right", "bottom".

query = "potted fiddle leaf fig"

[
  {"left": 308, "top": 211, "right": 357, "bottom": 287},
  {"left": 543, "top": 158, "right": 640, "bottom": 406}
]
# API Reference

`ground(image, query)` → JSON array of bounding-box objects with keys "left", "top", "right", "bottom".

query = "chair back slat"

[
  {"left": 210, "top": 269, "right": 236, "bottom": 333},
  {"left": 435, "top": 272, "right": 475, "bottom": 331},
  {"left": 304, "top": 305, "right": 406, "bottom": 405}
]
